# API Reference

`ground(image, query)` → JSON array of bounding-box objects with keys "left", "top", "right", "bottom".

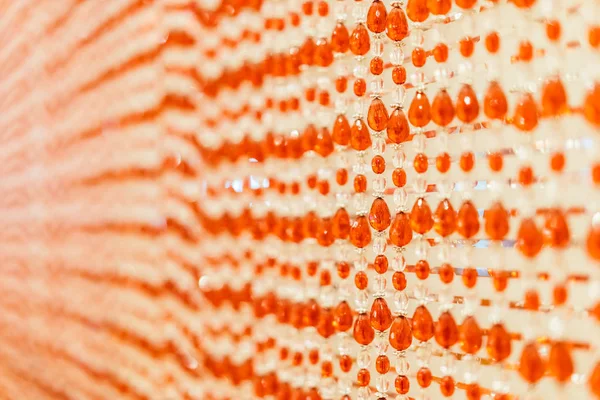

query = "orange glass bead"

[
  {"left": 372, "top": 155, "right": 385, "bottom": 174},
  {"left": 456, "top": 84, "right": 480, "bottom": 123},
  {"left": 350, "top": 118, "right": 371, "bottom": 150},
  {"left": 433, "top": 43, "right": 449, "bottom": 62},
  {"left": 367, "top": 98, "right": 389, "bottom": 131},
  {"left": 513, "top": 92, "right": 538, "bottom": 131},
  {"left": 434, "top": 198, "right": 457, "bottom": 237},
  {"left": 590, "top": 25, "right": 600, "bottom": 48},
  {"left": 591, "top": 361, "right": 600, "bottom": 398},
  {"left": 300, "top": 37, "right": 316, "bottom": 65},
  {"left": 339, "top": 354, "right": 353, "bottom": 372},
  {"left": 333, "top": 114, "right": 351, "bottom": 145},
  {"left": 459, "top": 37, "right": 474, "bottom": 57},
  {"left": 462, "top": 267, "right": 478, "bottom": 288},
  {"left": 367, "top": 0, "right": 387, "bottom": 33},
  {"left": 350, "top": 215, "right": 372, "bottom": 248},
  {"left": 354, "top": 78, "right": 367, "bottom": 97},
  {"left": 440, "top": 376, "right": 455, "bottom": 397},
  {"left": 493, "top": 270, "right": 508, "bottom": 292},
  {"left": 436, "top": 152, "right": 451, "bottom": 173},
  {"left": 455, "top": 0, "right": 476, "bottom": 8},
  {"left": 439, "top": 263, "right": 454, "bottom": 283},
  {"left": 513, "top": 0, "right": 535, "bottom": 7},
  {"left": 412, "top": 47, "right": 427, "bottom": 67},
  {"left": 516, "top": 217, "right": 543, "bottom": 258},
  {"left": 317, "top": 216, "right": 335, "bottom": 245},
  {"left": 541, "top": 77, "right": 567, "bottom": 116},
  {"left": 524, "top": 289, "right": 540, "bottom": 311},
  {"left": 331, "top": 23, "right": 350, "bottom": 53},
  {"left": 460, "top": 315, "right": 483, "bottom": 354},
  {"left": 349, "top": 23, "right": 370, "bottom": 56},
  {"left": 317, "top": 0, "right": 328, "bottom": 15},
  {"left": 369, "top": 197, "right": 392, "bottom": 231},
  {"left": 370, "top": 57, "right": 384, "bottom": 75},
  {"left": 485, "top": 202, "right": 510, "bottom": 240},
  {"left": 553, "top": 283, "right": 568, "bottom": 306},
  {"left": 518, "top": 342, "right": 545, "bottom": 384},
  {"left": 584, "top": 83, "right": 600, "bottom": 126},
  {"left": 518, "top": 40, "right": 533, "bottom": 61},
  {"left": 334, "top": 301, "right": 354, "bottom": 332},
  {"left": 315, "top": 127, "right": 334, "bottom": 157},
  {"left": 374, "top": 254, "right": 388, "bottom": 273},
  {"left": 431, "top": 89, "right": 455, "bottom": 126},
  {"left": 546, "top": 20, "right": 561, "bottom": 41},
  {"left": 485, "top": 31, "right": 500, "bottom": 53},
  {"left": 550, "top": 152, "right": 565, "bottom": 172},
  {"left": 304, "top": 299, "right": 321, "bottom": 326},
  {"left": 335, "top": 76, "right": 347, "bottom": 93},
  {"left": 406, "top": 0, "right": 429, "bottom": 22},
  {"left": 386, "top": 6, "right": 409, "bottom": 41},
  {"left": 586, "top": 223, "right": 600, "bottom": 261},
  {"left": 370, "top": 297, "right": 393, "bottom": 331},
  {"left": 390, "top": 212, "right": 413, "bottom": 247},
  {"left": 357, "top": 368, "right": 370, "bottom": 386},
  {"left": 392, "top": 271, "right": 407, "bottom": 290},
  {"left": 417, "top": 367, "right": 432, "bottom": 388},
  {"left": 487, "top": 323, "right": 511, "bottom": 361},
  {"left": 543, "top": 208, "right": 570, "bottom": 248},
  {"left": 412, "top": 305, "right": 435, "bottom": 341},
  {"left": 410, "top": 197, "right": 434, "bottom": 234},
  {"left": 427, "top": 0, "right": 451, "bottom": 15},
  {"left": 484, "top": 81, "right": 508, "bottom": 120},
  {"left": 338, "top": 261, "right": 350, "bottom": 278},
  {"left": 336, "top": 168, "right": 348, "bottom": 185},
  {"left": 354, "top": 174, "right": 367, "bottom": 192},
  {"left": 465, "top": 383, "right": 481, "bottom": 400},
  {"left": 392, "top": 168, "right": 407, "bottom": 187},
  {"left": 389, "top": 316, "right": 412, "bottom": 350},
  {"left": 317, "top": 308, "right": 335, "bottom": 338},
  {"left": 353, "top": 313, "right": 375, "bottom": 345},
  {"left": 314, "top": 38, "right": 334, "bottom": 67},
  {"left": 457, "top": 200, "right": 479, "bottom": 238},
  {"left": 332, "top": 207, "right": 350, "bottom": 239},
  {"left": 549, "top": 341, "right": 573, "bottom": 383},
  {"left": 392, "top": 66, "right": 407, "bottom": 84},
  {"left": 376, "top": 355, "right": 390, "bottom": 374},
  {"left": 387, "top": 107, "right": 410, "bottom": 143},
  {"left": 395, "top": 375, "right": 410, "bottom": 394},
  {"left": 488, "top": 152, "right": 503, "bottom": 172},
  {"left": 435, "top": 311, "right": 459, "bottom": 349},
  {"left": 415, "top": 259, "right": 430, "bottom": 280},
  {"left": 414, "top": 153, "right": 429, "bottom": 173},
  {"left": 408, "top": 91, "right": 432, "bottom": 127},
  {"left": 321, "top": 360, "right": 333, "bottom": 377}
]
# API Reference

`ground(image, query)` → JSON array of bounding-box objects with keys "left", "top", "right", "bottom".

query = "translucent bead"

[
  {"left": 440, "top": 352, "right": 456, "bottom": 376},
  {"left": 334, "top": 1, "right": 348, "bottom": 21},
  {"left": 357, "top": 386, "right": 371, "bottom": 400},
  {"left": 393, "top": 291, "right": 409, "bottom": 314},
  {"left": 372, "top": 136, "right": 386, "bottom": 155},
  {"left": 338, "top": 334, "right": 353, "bottom": 354},
  {"left": 353, "top": 98, "right": 367, "bottom": 117},
  {"left": 355, "top": 254, "right": 368, "bottom": 271},
  {"left": 413, "top": 281, "right": 429, "bottom": 302},
  {"left": 321, "top": 377, "right": 336, "bottom": 399},
  {"left": 353, "top": 158, "right": 367, "bottom": 174},
  {"left": 390, "top": 45, "right": 405, "bottom": 65},
  {"left": 375, "top": 334, "right": 389, "bottom": 354},
  {"left": 374, "top": 274, "right": 387, "bottom": 294},
  {"left": 357, "top": 349, "right": 372, "bottom": 368},
  {"left": 372, "top": 38, "right": 384, "bottom": 57},
  {"left": 354, "top": 193, "right": 369, "bottom": 214},
  {"left": 412, "top": 134, "right": 426, "bottom": 153},
  {"left": 462, "top": 354, "right": 480, "bottom": 383},
  {"left": 413, "top": 177, "right": 427, "bottom": 195},
  {"left": 392, "top": 150, "right": 406, "bottom": 168},
  {"left": 376, "top": 375, "right": 390, "bottom": 393},
  {"left": 392, "top": 252, "right": 406, "bottom": 271},
  {"left": 392, "top": 86, "right": 407, "bottom": 106},
  {"left": 416, "top": 341, "right": 432, "bottom": 366},
  {"left": 335, "top": 97, "right": 348, "bottom": 114},
  {"left": 337, "top": 377, "right": 352, "bottom": 394},
  {"left": 355, "top": 290, "right": 369, "bottom": 312},
  {"left": 393, "top": 188, "right": 408, "bottom": 208},
  {"left": 373, "top": 235, "right": 387, "bottom": 255},
  {"left": 415, "top": 237, "right": 429, "bottom": 259},
  {"left": 395, "top": 354, "right": 410, "bottom": 374},
  {"left": 411, "top": 29, "right": 425, "bottom": 46},
  {"left": 353, "top": 62, "right": 368, "bottom": 78},
  {"left": 370, "top": 77, "right": 384, "bottom": 96}
]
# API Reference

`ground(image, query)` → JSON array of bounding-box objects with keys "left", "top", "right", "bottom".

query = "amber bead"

[
  {"left": 367, "top": 0, "right": 387, "bottom": 33},
  {"left": 415, "top": 259, "right": 430, "bottom": 280},
  {"left": 300, "top": 37, "right": 316, "bottom": 66},
  {"left": 321, "top": 360, "right": 333, "bottom": 377},
  {"left": 369, "top": 197, "right": 391, "bottom": 231},
  {"left": 546, "top": 20, "right": 561, "bottom": 41},
  {"left": 339, "top": 354, "right": 352, "bottom": 372},
  {"left": 518, "top": 40, "right": 533, "bottom": 61},
  {"left": 392, "top": 66, "right": 407, "bottom": 84},
  {"left": 410, "top": 197, "right": 434, "bottom": 234},
  {"left": 543, "top": 208, "right": 570, "bottom": 248},
  {"left": 354, "top": 313, "right": 375, "bottom": 345},
  {"left": 331, "top": 23, "right": 350, "bottom": 53},
  {"left": 433, "top": 43, "right": 449, "bottom": 62},
  {"left": 434, "top": 198, "right": 457, "bottom": 237},
  {"left": 460, "top": 315, "right": 483, "bottom": 354},
  {"left": 484, "top": 81, "right": 508, "bottom": 120},
  {"left": 485, "top": 31, "right": 500, "bottom": 53},
  {"left": 334, "top": 301, "right": 354, "bottom": 332},
  {"left": 439, "top": 263, "right": 454, "bottom": 283},
  {"left": 370, "top": 57, "right": 384, "bottom": 75},
  {"left": 417, "top": 367, "right": 432, "bottom": 388},
  {"left": 392, "top": 271, "right": 407, "bottom": 290},
  {"left": 371, "top": 298, "right": 393, "bottom": 331},
  {"left": 440, "top": 376, "right": 455, "bottom": 397},
  {"left": 487, "top": 323, "right": 511, "bottom": 362},
  {"left": 314, "top": 38, "right": 333, "bottom": 67},
  {"left": 584, "top": 84, "right": 600, "bottom": 126},
  {"left": 465, "top": 383, "right": 481, "bottom": 400},
  {"left": 455, "top": 0, "right": 476, "bottom": 8},
  {"left": 414, "top": 153, "right": 429, "bottom": 173},
  {"left": 488, "top": 152, "right": 503, "bottom": 172},
  {"left": 431, "top": 89, "right": 455, "bottom": 127},
  {"left": 550, "top": 152, "right": 565, "bottom": 172},
  {"left": 492, "top": 270, "right": 509, "bottom": 292},
  {"left": 427, "top": 0, "right": 451, "bottom": 15},
  {"left": 357, "top": 368, "right": 371, "bottom": 386},
  {"left": 389, "top": 316, "right": 412, "bottom": 350},
  {"left": 354, "top": 78, "right": 367, "bottom": 97},
  {"left": 395, "top": 375, "right": 410, "bottom": 394},
  {"left": 435, "top": 311, "right": 459, "bottom": 349},
  {"left": 336, "top": 168, "right": 348, "bottom": 185},
  {"left": 518, "top": 342, "right": 545, "bottom": 384},
  {"left": 591, "top": 361, "right": 600, "bottom": 398},
  {"left": 335, "top": 76, "right": 347, "bottom": 93},
  {"left": 462, "top": 267, "right": 478, "bottom": 288},
  {"left": 372, "top": 155, "right": 386, "bottom": 174},
  {"left": 387, "top": 107, "right": 410, "bottom": 143},
  {"left": 389, "top": 212, "right": 413, "bottom": 247},
  {"left": 412, "top": 305, "right": 435, "bottom": 341},
  {"left": 350, "top": 216, "right": 372, "bottom": 248},
  {"left": 456, "top": 201, "right": 479, "bottom": 239},
  {"left": 317, "top": 308, "right": 335, "bottom": 338},
  {"left": 349, "top": 23, "right": 370, "bottom": 55},
  {"left": 332, "top": 207, "right": 351, "bottom": 239},
  {"left": 354, "top": 174, "right": 367, "bottom": 193},
  {"left": 350, "top": 118, "right": 371, "bottom": 150},
  {"left": 376, "top": 355, "right": 390, "bottom": 374},
  {"left": 374, "top": 255, "right": 388, "bottom": 274},
  {"left": 586, "top": 223, "right": 600, "bottom": 261},
  {"left": 553, "top": 284, "right": 568, "bottom": 306},
  {"left": 367, "top": 98, "right": 389, "bottom": 131},
  {"left": 549, "top": 342, "right": 573, "bottom": 383},
  {"left": 406, "top": 0, "right": 429, "bottom": 22},
  {"left": 333, "top": 114, "right": 351, "bottom": 145},
  {"left": 408, "top": 91, "right": 431, "bottom": 127},
  {"left": 524, "top": 289, "right": 540, "bottom": 311},
  {"left": 513, "top": 93, "right": 538, "bottom": 131},
  {"left": 386, "top": 6, "right": 409, "bottom": 41},
  {"left": 412, "top": 47, "right": 427, "bottom": 67},
  {"left": 436, "top": 152, "right": 451, "bottom": 173},
  {"left": 354, "top": 271, "right": 368, "bottom": 290},
  {"left": 456, "top": 84, "right": 480, "bottom": 123},
  {"left": 516, "top": 217, "right": 543, "bottom": 258},
  {"left": 542, "top": 77, "right": 567, "bottom": 116},
  {"left": 392, "top": 168, "right": 407, "bottom": 187},
  {"left": 590, "top": 26, "right": 600, "bottom": 48},
  {"left": 315, "top": 127, "right": 334, "bottom": 157},
  {"left": 459, "top": 37, "right": 474, "bottom": 57},
  {"left": 485, "top": 202, "right": 510, "bottom": 240},
  {"left": 337, "top": 262, "right": 350, "bottom": 279}
]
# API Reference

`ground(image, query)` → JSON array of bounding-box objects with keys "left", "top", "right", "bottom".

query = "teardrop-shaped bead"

[
  {"left": 457, "top": 200, "right": 480, "bottom": 239},
  {"left": 353, "top": 313, "right": 375, "bottom": 345},
  {"left": 435, "top": 311, "right": 459, "bottom": 349},
  {"left": 516, "top": 217, "right": 543, "bottom": 258},
  {"left": 487, "top": 323, "right": 511, "bottom": 362},
  {"left": 389, "top": 316, "right": 413, "bottom": 351},
  {"left": 386, "top": 6, "right": 409, "bottom": 41},
  {"left": 433, "top": 198, "right": 456, "bottom": 237},
  {"left": 584, "top": 83, "right": 600, "bottom": 127},
  {"left": 541, "top": 77, "right": 567, "bottom": 116},
  {"left": 588, "top": 360, "right": 600, "bottom": 398},
  {"left": 349, "top": 23, "right": 370, "bottom": 56},
  {"left": 427, "top": 0, "right": 451, "bottom": 15},
  {"left": 314, "top": 38, "right": 334, "bottom": 67},
  {"left": 484, "top": 202, "right": 510, "bottom": 240},
  {"left": 350, "top": 215, "right": 372, "bottom": 248},
  {"left": 389, "top": 212, "right": 413, "bottom": 247},
  {"left": 484, "top": 81, "right": 508, "bottom": 120},
  {"left": 387, "top": 107, "right": 410, "bottom": 143},
  {"left": 332, "top": 208, "right": 351, "bottom": 239},
  {"left": 410, "top": 197, "right": 434, "bottom": 234},
  {"left": 302, "top": 124, "right": 318, "bottom": 152},
  {"left": 456, "top": 84, "right": 480, "bottom": 123},
  {"left": 548, "top": 341, "right": 573, "bottom": 383},
  {"left": 303, "top": 299, "right": 321, "bottom": 327},
  {"left": 367, "top": 98, "right": 389, "bottom": 131},
  {"left": 333, "top": 114, "right": 351, "bottom": 145},
  {"left": 303, "top": 210, "right": 319, "bottom": 238},
  {"left": 317, "top": 308, "right": 335, "bottom": 338},
  {"left": 406, "top": 0, "right": 429, "bottom": 22},
  {"left": 334, "top": 301, "right": 354, "bottom": 332},
  {"left": 331, "top": 23, "right": 350, "bottom": 53},
  {"left": 408, "top": 91, "right": 431, "bottom": 128},
  {"left": 299, "top": 37, "right": 316, "bottom": 66},
  {"left": 518, "top": 342, "right": 546, "bottom": 384},
  {"left": 367, "top": 0, "right": 387, "bottom": 33},
  {"left": 314, "top": 127, "right": 334, "bottom": 157},
  {"left": 316, "top": 217, "right": 335, "bottom": 247},
  {"left": 459, "top": 316, "right": 483, "bottom": 354},
  {"left": 543, "top": 208, "right": 570, "bottom": 248},
  {"left": 350, "top": 118, "right": 371, "bottom": 151},
  {"left": 431, "top": 89, "right": 455, "bottom": 127},
  {"left": 370, "top": 298, "right": 393, "bottom": 331},
  {"left": 368, "top": 197, "right": 392, "bottom": 231},
  {"left": 412, "top": 305, "right": 435, "bottom": 342},
  {"left": 587, "top": 223, "right": 600, "bottom": 261},
  {"left": 513, "top": 92, "right": 539, "bottom": 132}
]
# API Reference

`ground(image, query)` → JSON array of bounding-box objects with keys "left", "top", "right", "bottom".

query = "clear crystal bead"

[
  {"left": 357, "top": 349, "right": 372, "bottom": 368},
  {"left": 390, "top": 45, "right": 405, "bottom": 65},
  {"left": 352, "top": 2, "right": 368, "bottom": 22},
  {"left": 357, "top": 386, "right": 371, "bottom": 400},
  {"left": 337, "top": 377, "right": 352, "bottom": 394},
  {"left": 373, "top": 235, "right": 387, "bottom": 255},
  {"left": 393, "top": 291, "right": 409, "bottom": 314},
  {"left": 412, "top": 134, "right": 426, "bottom": 152},
  {"left": 353, "top": 98, "right": 367, "bottom": 117},
  {"left": 370, "top": 77, "right": 384, "bottom": 95},
  {"left": 392, "top": 252, "right": 406, "bottom": 271},
  {"left": 416, "top": 341, "right": 432, "bottom": 366},
  {"left": 440, "top": 352, "right": 456, "bottom": 376},
  {"left": 413, "top": 177, "right": 427, "bottom": 194},
  {"left": 376, "top": 375, "right": 390, "bottom": 393},
  {"left": 373, "top": 176, "right": 386, "bottom": 194},
  {"left": 374, "top": 334, "right": 388, "bottom": 354},
  {"left": 372, "top": 136, "right": 386, "bottom": 155},
  {"left": 372, "top": 38, "right": 384, "bottom": 57},
  {"left": 462, "top": 354, "right": 480, "bottom": 383},
  {"left": 392, "top": 150, "right": 406, "bottom": 168},
  {"left": 334, "top": 1, "right": 348, "bottom": 21},
  {"left": 353, "top": 62, "right": 368, "bottom": 78},
  {"left": 415, "top": 237, "right": 429, "bottom": 259},
  {"left": 411, "top": 29, "right": 424, "bottom": 46},
  {"left": 355, "top": 290, "right": 369, "bottom": 312},
  {"left": 338, "top": 334, "right": 352, "bottom": 354},
  {"left": 355, "top": 254, "right": 368, "bottom": 271},
  {"left": 374, "top": 274, "right": 387, "bottom": 294},
  {"left": 393, "top": 188, "right": 408, "bottom": 209},
  {"left": 394, "top": 354, "right": 409, "bottom": 374},
  {"left": 354, "top": 193, "right": 369, "bottom": 214},
  {"left": 414, "top": 281, "right": 429, "bottom": 303}
]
